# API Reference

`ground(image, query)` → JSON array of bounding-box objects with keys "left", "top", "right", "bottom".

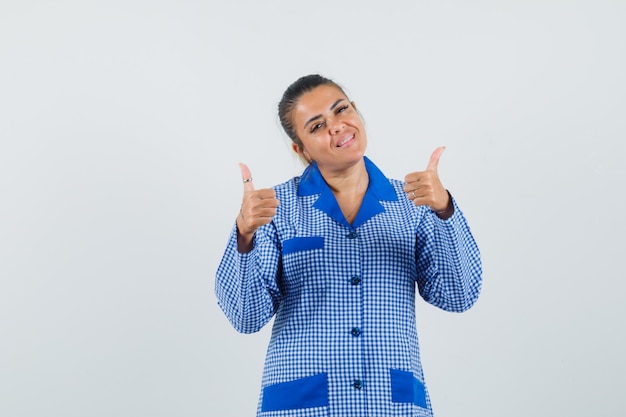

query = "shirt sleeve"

[
  {"left": 415, "top": 196, "right": 483, "bottom": 312},
  {"left": 214, "top": 221, "right": 283, "bottom": 333}
]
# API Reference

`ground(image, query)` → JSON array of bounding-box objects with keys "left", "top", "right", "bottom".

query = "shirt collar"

[{"left": 297, "top": 156, "right": 398, "bottom": 228}]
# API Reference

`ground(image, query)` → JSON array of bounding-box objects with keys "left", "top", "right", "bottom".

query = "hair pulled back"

[{"left": 278, "top": 74, "right": 348, "bottom": 148}]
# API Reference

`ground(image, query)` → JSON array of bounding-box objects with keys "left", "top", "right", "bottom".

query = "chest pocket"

[
  {"left": 282, "top": 236, "right": 326, "bottom": 293},
  {"left": 283, "top": 236, "right": 324, "bottom": 254}
]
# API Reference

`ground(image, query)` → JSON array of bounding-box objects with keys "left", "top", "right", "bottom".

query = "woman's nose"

[{"left": 329, "top": 119, "right": 343, "bottom": 134}]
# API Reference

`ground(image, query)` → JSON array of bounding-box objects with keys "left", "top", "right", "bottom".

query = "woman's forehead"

[{"left": 294, "top": 85, "right": 348, "bottom": 116}]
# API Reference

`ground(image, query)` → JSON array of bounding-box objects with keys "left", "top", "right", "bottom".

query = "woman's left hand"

[{"left": 403, "top": 146, "right": 450, "bottom": 212}]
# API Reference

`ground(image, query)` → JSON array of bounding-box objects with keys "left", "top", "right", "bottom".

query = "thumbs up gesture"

[
  {"left": 236, "top": 163, "right": 280, "bottom": 252},
  {"left": 403, "top": 147, "right": 451, "bottom": 214}
]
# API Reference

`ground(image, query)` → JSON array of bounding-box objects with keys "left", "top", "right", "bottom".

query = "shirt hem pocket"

[
  {"left": 390, "top": 368, "right": 427, "bottom": 408},
  {"left": 261, "top": 372, "right": 329, "bottom": 412}
]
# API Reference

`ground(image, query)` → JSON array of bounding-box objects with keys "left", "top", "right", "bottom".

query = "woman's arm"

[
  {"left": 215, "top": 222, "right": 282, "bottom": 333},
  {"left": 415, "top": 196, "right": 483, "bottom": 312}
]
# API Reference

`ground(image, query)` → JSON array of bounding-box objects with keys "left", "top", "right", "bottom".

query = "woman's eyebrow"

[
  {"left": 303, "top": 99, "right": 346, "bottom": 129},
  {"left": 329, "top": 98, "right": 345, "bottom": 111}
]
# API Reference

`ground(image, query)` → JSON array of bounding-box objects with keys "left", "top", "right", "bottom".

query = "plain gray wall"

[{"left": 1, "top": 1, "right": 624, "bottom": 416}]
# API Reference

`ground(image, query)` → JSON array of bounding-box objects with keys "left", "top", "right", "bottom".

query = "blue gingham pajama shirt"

[{"left": 215, "top": 157, "right": 482, "bottom": 417}]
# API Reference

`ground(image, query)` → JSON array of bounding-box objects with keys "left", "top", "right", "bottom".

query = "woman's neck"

[
  {"left": 319, "top": 158, "right": 369, "bottom": 195},
  {"left": 318, "top": 159, "right": 369, "bottom": 224}
]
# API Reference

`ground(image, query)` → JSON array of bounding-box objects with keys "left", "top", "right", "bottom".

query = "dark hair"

[{"left": 278, "top": 74, "right": 348, "bottom": 147}]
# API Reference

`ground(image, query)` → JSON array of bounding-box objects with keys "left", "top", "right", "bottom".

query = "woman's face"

[{"left": 291, "top": 84, "right": 367, "bottom": 172}]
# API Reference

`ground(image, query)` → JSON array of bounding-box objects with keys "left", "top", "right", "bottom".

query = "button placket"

[{"left": 343, "top": 227, "right": 365, "bottom": 397}]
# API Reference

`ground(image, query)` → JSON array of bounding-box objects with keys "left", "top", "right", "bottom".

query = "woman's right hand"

[{"left": 236, "top": 163, "right": 280, "bottom": 252}]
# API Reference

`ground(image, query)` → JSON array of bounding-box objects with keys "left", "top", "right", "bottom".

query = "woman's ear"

[
  {"left": 292, "top": 143, "right": 312, "bottom": 164},
  {"left": 291, "top": 143, "right": 302, "bottom": 156}
]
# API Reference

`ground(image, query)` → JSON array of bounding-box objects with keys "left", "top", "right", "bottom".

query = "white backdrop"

[{"left": 1, "top": 1, "right": 625, "bottom": 416}]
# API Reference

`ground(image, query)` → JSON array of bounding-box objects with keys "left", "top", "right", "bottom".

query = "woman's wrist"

[
  {"left": 435, "top": 191, "right": 454, "bottom": 220},
  {"left": 236, "top": 218, "right": 255, "bottom": 253}
]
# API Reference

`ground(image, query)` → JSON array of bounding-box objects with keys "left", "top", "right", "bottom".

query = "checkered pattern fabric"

[{"left": 215, "top": 157, "right": 482, "bottom": 417}]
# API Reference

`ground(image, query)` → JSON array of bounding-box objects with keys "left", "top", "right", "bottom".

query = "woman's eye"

[
  {"left": 311, "top": 122, "right": 324, "bottom": 133},
  {"left": 337, "top": 105, "right": 349, "bottom": 114}
]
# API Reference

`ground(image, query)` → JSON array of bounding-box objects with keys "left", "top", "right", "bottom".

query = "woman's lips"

[{"left": 337, "top": 134, "right": 355, "bottom": 147}]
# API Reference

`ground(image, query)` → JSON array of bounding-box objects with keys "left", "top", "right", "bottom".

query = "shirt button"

[
  {"left": 346, "top": 231, "right": 358, "bottom": 239},
  {"left": 353, "top": 380, "right": 363, "bottom": 389},
  {"left": 350, "top": 276, "right": 361, "bottom": 285},
  {"left": 351, "top": 327, "right": 361, "bottom": 337}
]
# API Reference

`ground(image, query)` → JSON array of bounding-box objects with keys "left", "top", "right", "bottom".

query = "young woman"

[{"left": 215, "top": 74, "right": 482, "bottom": 417}]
